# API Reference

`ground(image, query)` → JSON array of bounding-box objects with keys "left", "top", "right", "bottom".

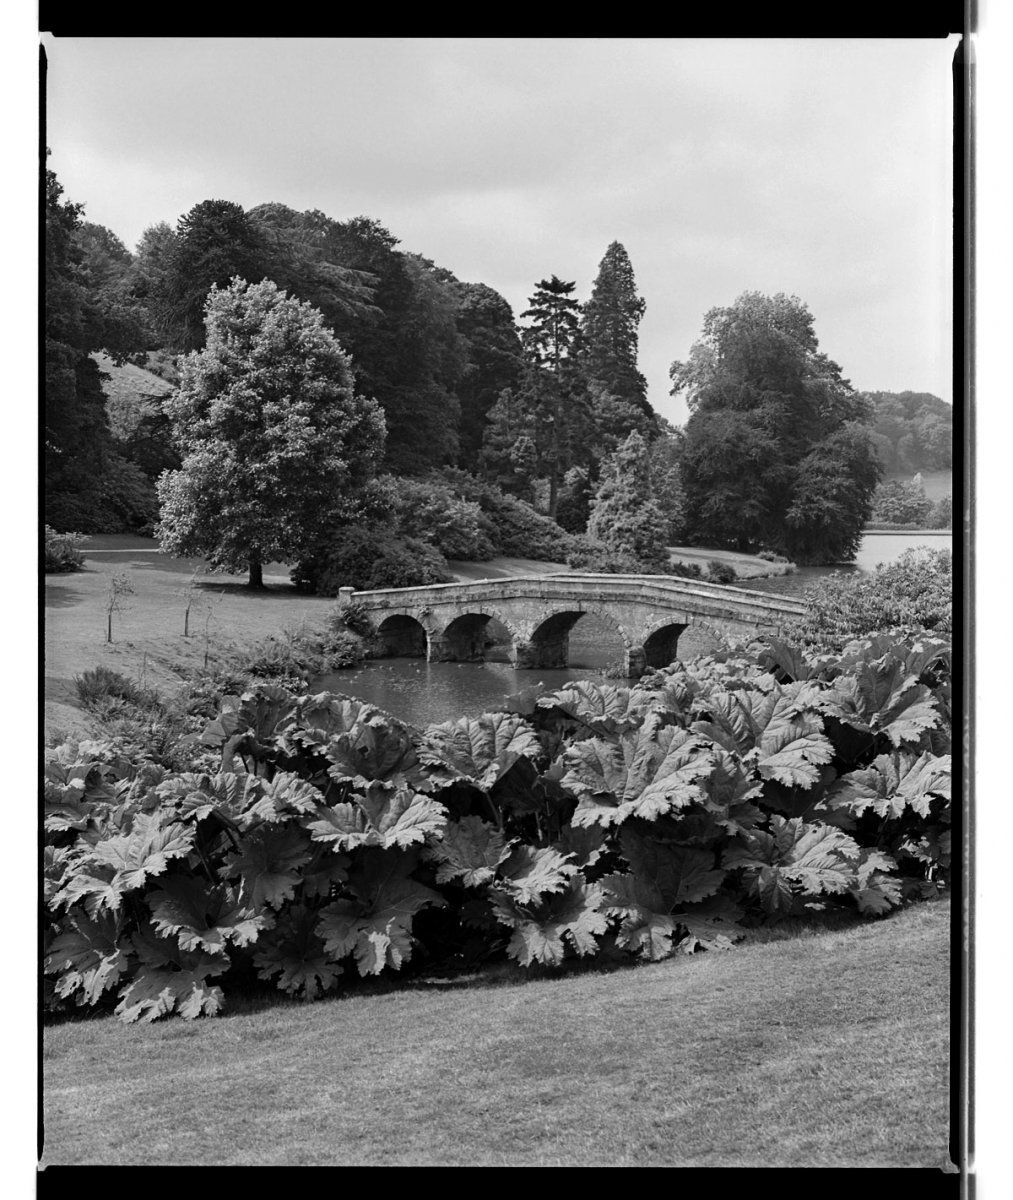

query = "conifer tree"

[
  {"left": 579, "top": 242, "right": 657, "bottom": 453},
  {"left": 520, "top": 276, "right": 583, "bottom": 515},
  {"left": 587, "top": 431, "right": 670, "bottom": 568}
]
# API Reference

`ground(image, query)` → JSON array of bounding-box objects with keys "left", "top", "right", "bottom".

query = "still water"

[{"left": 316, "top": 531, "right": 952, "bottom": 726}]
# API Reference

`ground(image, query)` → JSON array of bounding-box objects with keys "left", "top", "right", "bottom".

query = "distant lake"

[{"left": 749, "top": 530, "right": 953, "bottom": 598}]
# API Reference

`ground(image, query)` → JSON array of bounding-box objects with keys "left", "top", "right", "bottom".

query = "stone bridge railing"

[{"left": 338, "top": 572, "right": 807, "bottom": 677}]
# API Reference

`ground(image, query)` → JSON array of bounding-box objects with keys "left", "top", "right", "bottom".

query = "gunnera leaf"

[
  {"left": 306, "top": 786, "right": 447, "bottom": 852},
  {"left": 316, "top": 847, "right": 446, "bottom": 976},
  {"left": 114, "top": 921, "right": 230, "bottom": 1022},
  {"left": 45, "top": 909, "right": 131, "bottom": 1006},
  {"left": 536, "top": 680, "right": 640, "bottom": 737},
  {"left": 562, "top": 718, "right": 715, "bottom": 828},
  {"left": 425, "top": 815, "right": 511, "bottom": 887},
  {"left": 418, "top": 712, "right": 543, "bottom": 791},
  {"left": 88, "top": 812, "right": 195, "bottom": 894},
  {"left": 222, "top": 823, "right": 315, "bottom": 909},
  {"left": 723, "top": 816, "right": 860, "bottom": 915},
  {"left": 252, "top": 903, "right": 342, "bottom": 1000},
  {"left": 849, "top": 848, "right": 903, "bottom": 915},
  {"left": 822, "top": 751, "right": 951, "bottom": 820},
  {"left": 498, "top": 844, "right": 578, "bottom": 905},
  {"left": 147, "top": 877, "right": 270, "bottom": 954},
  {"left": 489, "top": 880, "right": 608, "bottom": 967}
]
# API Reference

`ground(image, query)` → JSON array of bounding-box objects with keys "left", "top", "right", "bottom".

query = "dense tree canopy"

[
  {"left": 670, "top": 292, "right": 880, "bottom": 564},
  {"left": 454, "top": 283, "right": 525, "bottom": 463},
  {"left": 157, "top": 278, "right": 386, "bottom": 586}
]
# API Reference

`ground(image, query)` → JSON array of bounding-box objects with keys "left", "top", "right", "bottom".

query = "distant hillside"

[
  {"left": 92, "top": 352, "right": 179, "bottom": 480},
  {"left": 92, "top": 352, "right": 175, "bottom": 441},
  {"left": 861, "top": 390, "right": 951, "bottom": 474}
]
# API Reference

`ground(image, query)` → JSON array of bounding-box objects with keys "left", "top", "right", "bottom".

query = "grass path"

[{"left": 42, "top": 898, "right": 951, "bottom": 1168}]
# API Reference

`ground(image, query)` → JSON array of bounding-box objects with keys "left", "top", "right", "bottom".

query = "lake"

[{"left": 316, "top": 529, "right": 952, "bottom": 726}]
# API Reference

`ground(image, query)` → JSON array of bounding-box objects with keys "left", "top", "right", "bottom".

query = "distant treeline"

[
  {"left": 863, "top": 391, "right": 952, "bottom": 475},
  {"left": 44, "top": 153, "right": 951, "bottom": 570}
]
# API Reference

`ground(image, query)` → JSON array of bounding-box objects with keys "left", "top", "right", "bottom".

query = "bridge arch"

[
  {"left": 513, "top": 605, "right": 632, "bottom": 671},
  {"left": 374, "top": 613, "right": 428, "bottom": 658},
  {"left": 642, "top": 620, "right": 690, "bottom": 670},
  {"left": 429, "top": 608, "right": 522, "bottom": 663}
]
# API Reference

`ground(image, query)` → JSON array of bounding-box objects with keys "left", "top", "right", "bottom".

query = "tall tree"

[
  {"left": 520, "top": 275, "right": 582, "bottom": 515},
  {"left": 579, "top": 241, "right": 657, "bottom": 452},
  {"left": 480, "top": 387, "right": 538, "bottom": 498},
  {"left": 670, "top": 292, "right": 880, "bottom": 563},
  {"left": 155, "top": 200, "right": 268, "bottom": 352},
  {"left": 587, "top": 431, "right": 670, "bottom": 568},
  {"left": 454, "top": 283, "right": 524, "bottom": 463},
  {"left": 157, "top": 278, "right": 386, "bottom": 587}
]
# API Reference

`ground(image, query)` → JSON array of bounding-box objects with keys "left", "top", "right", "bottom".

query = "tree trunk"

[{"left": 248, "top": 558, "right": 265, "bottom": 589}]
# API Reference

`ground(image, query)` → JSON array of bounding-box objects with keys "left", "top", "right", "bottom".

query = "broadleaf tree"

[
  {"left": 670, "top": 292, "right": 881, "bottom": 563},
  {"left": 157, "top": 277, "right": 386, "bottom": 587}
]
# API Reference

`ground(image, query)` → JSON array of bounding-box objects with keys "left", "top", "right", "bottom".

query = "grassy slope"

[
  {"left": 42, "top": 897, "right": 951, "bottom": 1168},
  {"left": 43, "top": 540, "right": 575, "bottom": 741}
]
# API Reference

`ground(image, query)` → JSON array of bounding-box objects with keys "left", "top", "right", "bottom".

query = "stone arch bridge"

[{"left": 338, "top": 573, "right": 806, "bottom": 678}]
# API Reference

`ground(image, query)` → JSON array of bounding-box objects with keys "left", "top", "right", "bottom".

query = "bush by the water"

[
  {"left": 786, "top": 547, "right": 952, "bottom": 650},
  {"left": 437, "top": 469, "right": 573, "bottom": 561},
  {"left": 44, "top": 630, "right": 951, "bottom": 1024},
  {"left": 871, "top": 478, "right": 933, "bottom": 528},
  {"left": 45, "top": 526, "right": 85, "bottom": 573},
  {"left": 566, "top": 537, "right": 702, "bottom": 579},
  {"left": 389, "top": 478, "right": 495, "bottom": 562},
  {"left": 291, "top": 528, "right": 450, "bottom": 595},
  {"left": 706, "top": 560, "right": 738, "bottom": 584}
]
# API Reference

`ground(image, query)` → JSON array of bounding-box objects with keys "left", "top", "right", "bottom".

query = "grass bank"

[
  {"left": 43, "top": 538, "right": 574, "bottom": 741},
  {"left": 42, "top": 897, "right": 951, "bottom": 1168}
]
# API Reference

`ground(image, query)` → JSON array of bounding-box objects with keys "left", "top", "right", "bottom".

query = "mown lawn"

[{"left": 42, "top": 898, "right": 952, "bottom": 1168}]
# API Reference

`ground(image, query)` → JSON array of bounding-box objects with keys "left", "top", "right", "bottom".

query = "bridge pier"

[{"left": 511, "top": 635, "right": 568, "bottom": 670}]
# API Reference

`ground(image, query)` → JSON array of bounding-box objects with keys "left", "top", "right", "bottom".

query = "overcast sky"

[{"left": 43, "top": 36, "right": 956, "bottom": 426}]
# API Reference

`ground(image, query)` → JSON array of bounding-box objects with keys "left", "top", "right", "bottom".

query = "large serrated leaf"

[
  {"left": 563, "top": 718, "right": 715, "bottom": 828},
  {"left": 316, "top": 848, "right": 445, "bottom": 976},
  {"left": 89, "top": 812, "right": 195, "bottom": 893},
  {"left": 222, "top": 823, "right": 314, "bottom": 909},
  {"left": 45, "top": 910, "right": 130, "bottom": 1006},
  {"left": 536, "top": 680, "right": 640, "bottom": 736},
  {"left": 823, "top": 751, "right": 951, "bottom": 819},
  {"left": 490, "top": 880, "right": 608, "bottom": 966},
  {"left": 252, "top": 903, "right": 342, "bottom": 1000},
  {"left": 498, "top": 844, "right": 577, "bottom": 904},
  {"left": 306, "top": 786, "right": 447, "bottom": 851},
  {"left": 426, "top": 815, "right": 511, "bottom": 886},
  {"left": 148, "top": 877, "right": 270, "bottom": 953},
  {"left": 723, "top": 816, "right": 860, "bottom": 914},
  {"left": 418, "top": 712, "right": 542, "bottom": 791}
]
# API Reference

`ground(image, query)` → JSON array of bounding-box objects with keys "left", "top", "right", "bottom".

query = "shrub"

[
  {"left": 292, "top": 529, "right": 449, "bottom": 595},
  {"left": 757, "top": 549, "right": 789, "bottom": 563},
  {"left": 929, "top": 495, "right": 952, "bottom": 529},
  {"left": 871, "top": 478, "right": 933, "bottom": 527},
  {"left": 706, "top": 560, "right": 738, "bottom": 584},
  {"left": 389, "top": 477, "right": 495, "bottom": 562},
  {"left": 44, "top": 526, "right": 85, "bottom": 573},
  {"left": 75, "top": 666, "right": 156, "bottom": 710},
  {"left": 566, "top": 538, "right": 701, "bottom": 579},
  {"left": 44, "top": 630, "right": 951, "bottom": 1023},
  {"left": 436, "top": 469, "right": 572, "bottom": 561},
  {"left": 785, "top": 546, "right": 952, "bottom": 650}
]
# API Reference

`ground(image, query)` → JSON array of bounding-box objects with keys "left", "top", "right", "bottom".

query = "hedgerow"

[{"left": 44, "top": 631, "right": 951, "bottom": 1023}]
